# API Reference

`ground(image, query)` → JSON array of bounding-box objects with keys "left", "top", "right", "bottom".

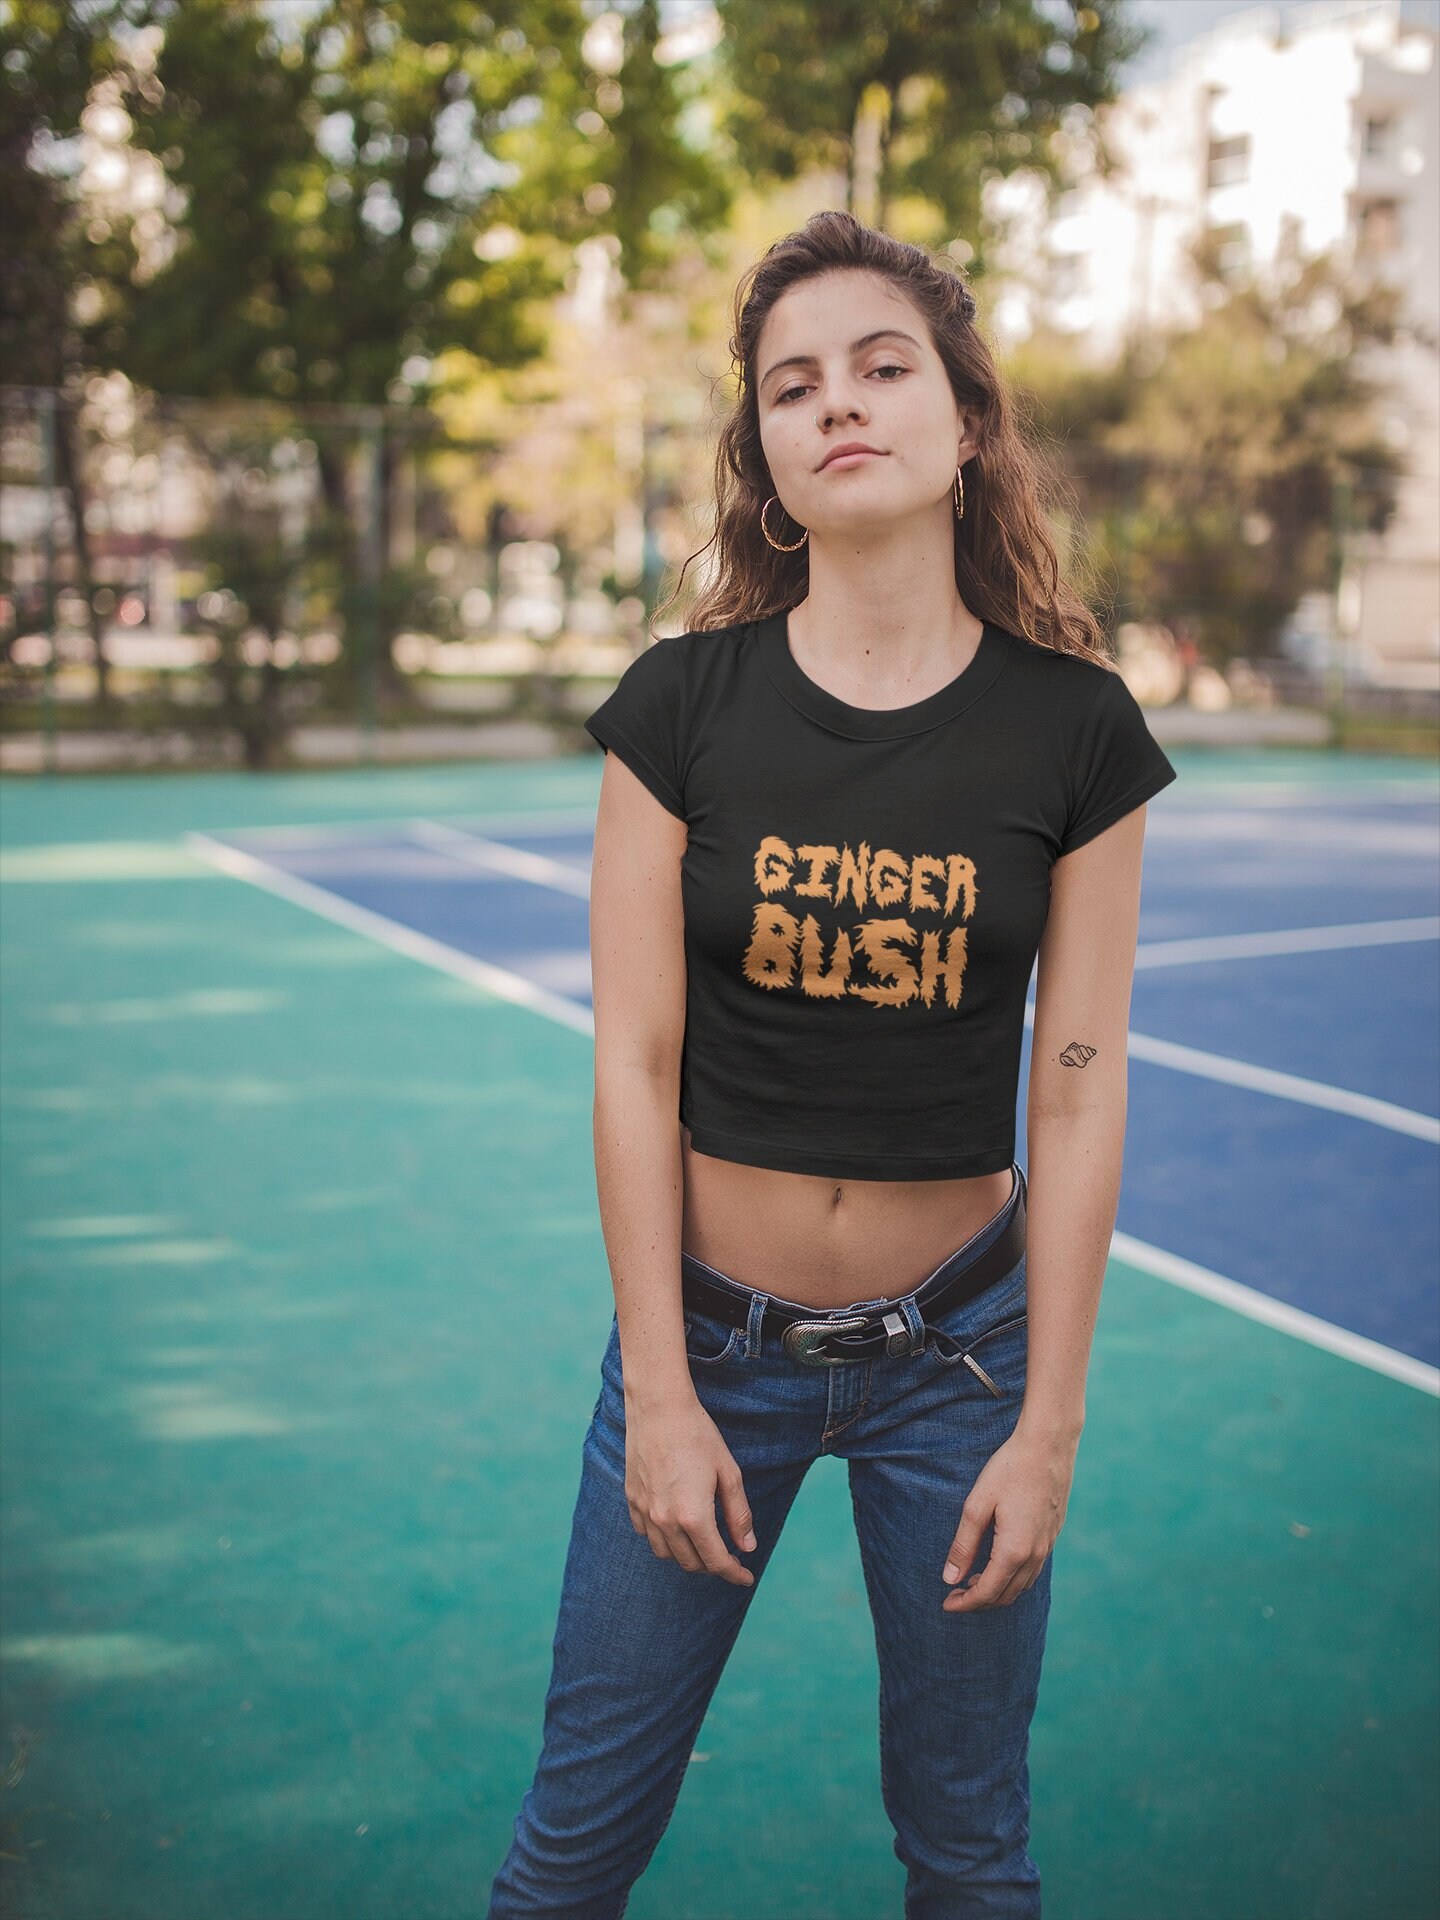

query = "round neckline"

[{"left": 755, "top": 605, "right": 1008, "bottom": 740}]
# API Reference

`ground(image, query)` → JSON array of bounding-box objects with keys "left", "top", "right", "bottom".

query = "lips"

[{"left": 819, "top": 443, "right": 885, "bottom": 470}]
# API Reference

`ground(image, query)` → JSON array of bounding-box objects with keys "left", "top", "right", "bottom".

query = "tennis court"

[{"left": 2, "top": 747, "right": 1436, "bottom": 1919}]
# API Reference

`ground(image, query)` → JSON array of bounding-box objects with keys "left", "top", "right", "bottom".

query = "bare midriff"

[{"left": 680, "top": 1126, "right": 1015, "bottom": 1311}]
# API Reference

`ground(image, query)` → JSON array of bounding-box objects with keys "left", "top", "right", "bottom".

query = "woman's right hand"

[{"left": 624, "top": 1396, "right": 758, "bottom": 1586}]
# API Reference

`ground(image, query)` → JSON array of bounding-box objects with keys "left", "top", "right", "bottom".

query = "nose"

[{"left": 814, "top": 382, "right": 869, "bottom": 430}]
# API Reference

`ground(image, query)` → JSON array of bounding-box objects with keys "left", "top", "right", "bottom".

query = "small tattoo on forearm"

[{"left": 1060, "top": 1041, "right": 1097, "bottom": 1068}]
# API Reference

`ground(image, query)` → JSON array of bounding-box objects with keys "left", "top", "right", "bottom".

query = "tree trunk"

[
  {"left": 315, "top": 437, "right": 349, "bottom": 523},
  {"left": 52, "top": 394, "right": 112, "bottom": 712},
  {"left": 373, "top": 425, "right": 407, "bottom": 713}
]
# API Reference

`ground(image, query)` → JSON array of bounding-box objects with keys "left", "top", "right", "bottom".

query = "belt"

[{"left": 679, "top": 1165, "right": 1027, "bottom": 1367}]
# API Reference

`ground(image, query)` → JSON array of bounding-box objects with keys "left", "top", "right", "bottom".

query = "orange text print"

[{"left": 742, "top": 835, "right": 977, "bottom": 1008}]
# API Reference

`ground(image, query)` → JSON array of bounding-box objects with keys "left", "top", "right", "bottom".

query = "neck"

[{"left": 786, "top": 538, "right": 984, "bottom": 705}]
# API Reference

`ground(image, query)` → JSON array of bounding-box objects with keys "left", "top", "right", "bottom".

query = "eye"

[{"left": 774, "top": 364, "right": 909, "bottom": 405}]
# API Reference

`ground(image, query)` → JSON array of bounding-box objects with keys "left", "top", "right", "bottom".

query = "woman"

[{"left": 488, "top": 211, "right": 1177, "bottom": 1918}]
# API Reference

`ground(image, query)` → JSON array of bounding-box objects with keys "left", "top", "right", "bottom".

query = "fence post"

[
  {"left": 1329, "top": 465, "right": 1356, "bottom": 718},
  {"left": 359, "top": 409, "right": 383, "bottom": 765},
  {"left": 38, "top": 386, "right": 57, "bottom": 777}
]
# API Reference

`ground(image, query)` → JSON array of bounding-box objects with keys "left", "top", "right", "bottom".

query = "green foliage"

[
  {"left": 597, "top": 0, "right": 734, "bottom": 287},
  {"left": 71, "top": 0, "right": 729, "bottom": 409},
  {"left": 1006, "top": 245, "right": 1408, "bottom": 656},
  {"left": 714, "top": 0, "right": 1148, "bottom": 256},
  {"left": 1, "top": 0, "right": 157, "bottom": 383},
  {"left": 4, "top": 0, "right": 1417, "bottom": 709}
]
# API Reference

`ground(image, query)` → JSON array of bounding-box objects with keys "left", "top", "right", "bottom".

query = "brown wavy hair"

[{"left": 653, "top": 210, "right": 1107, "bottom": 664}]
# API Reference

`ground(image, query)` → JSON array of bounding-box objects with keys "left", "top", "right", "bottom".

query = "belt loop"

[
  {"left": 895, "top": 1295, "right": 928, "bottom": 1356},
  {"left": 746, "top": 1291, "right": 769, "bottom": 1359}
]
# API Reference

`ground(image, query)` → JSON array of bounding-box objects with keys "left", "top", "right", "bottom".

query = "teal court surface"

[{"left": 1, "top": 749, "right": 1437, "bottom": 1920}]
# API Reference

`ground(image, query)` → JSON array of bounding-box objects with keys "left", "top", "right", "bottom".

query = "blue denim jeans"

[{"left": 488, "top": 1163, "right": 1051, "bottom": 1919}]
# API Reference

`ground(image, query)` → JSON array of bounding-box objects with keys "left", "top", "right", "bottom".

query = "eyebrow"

[{"left": 759, "top": 328, "right": 925, "bottom": 392}]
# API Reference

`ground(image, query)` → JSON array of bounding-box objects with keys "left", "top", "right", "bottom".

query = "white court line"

[
  {"left": 1128, "top": 918, "right": 1440, "bottom": 1140},
  {"left": 183, "top": 832, "right": 595, "bottom": 1037},
  {"left": 1110, "top": 1230, "right": 1439, "bottom": 1396},
  {"left": 412, "top": 826, "right": 1439, "bottom": 972},
  {"left": 405, "top": 817, "right": 591, "bottom": 898},
  {"left": 1122, "top": 1031, "right": 1439, "bottom": 1142},
  {"left": 196, "top": 806, "right": 601, "bottom": 847},
  {"left": 1134, "top": 917, "right": 1440, "bottom": 968},
  {"left": 190, "top": 774, "right": 1440, "bottom": 849},
  {"left": 184, "top": 827, "right": 1437, "bottom": 1389},
  {"left": 217, "top": 817, "right": 1440, "bottom": 1146},
  {"left": 226, "top": 815, "right": 1440, "bottom": 1143},
  {"left": 1019, "top": 1003, "right": 1438, "bottom": 1143}
]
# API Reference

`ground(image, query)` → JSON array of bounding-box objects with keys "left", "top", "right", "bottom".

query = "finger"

[
  {"left": 659, "top": 1522, "right": 706, "bottom": 1573},
  {"left": 718, "top": 1467, "right": 758, "bottom": 1555},
  {"left": 945, "top": 1552, "right": 1028, "bottom": 1611},
  {"left": 980, "top": 1557, "right": 1035, "bottom": 1610},
  {"left": 995, "top": 1541, "right": 1050, "bottom": 1605},
  {"left": 965, "top": 1542, "right": 1033, "bottom": 1609},
  {"left": 941, "top": 1507, "right": 989, "bottom": 1588},
  {"left": 644, "top": 1520, "right": 678, "bottom": 1564},
  {"left": 690, "top": 1512, "right": 754, "bottom": 1585},
  {"left": 944, "top": 1533, "right": 1024, "bottom": 1608}
]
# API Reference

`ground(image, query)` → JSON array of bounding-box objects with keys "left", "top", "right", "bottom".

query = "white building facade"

[{"left": 991, "top": 0, "right": 1439, "bottom": 686}]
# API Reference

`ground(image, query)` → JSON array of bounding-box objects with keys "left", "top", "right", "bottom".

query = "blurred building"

[{"left": 991, "top": 0, "right": 1440, "bottom": 688}]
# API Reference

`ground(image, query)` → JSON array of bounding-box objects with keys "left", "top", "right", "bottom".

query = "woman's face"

[{"left": 753, "top": 268, "right": 974, "bottom": 540}]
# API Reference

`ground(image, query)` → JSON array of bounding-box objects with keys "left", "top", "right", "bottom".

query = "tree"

[
  {"left": 1006, "top": 238, "right": 1408, "bottom": 656},
  {"left": 714, "top": 0, "right": 1149, "bottom": 259},
  {"left": 1, "top": 0, "right": 157, "bottom": 706},
  {"left": 93, "top": 0, "right": 728, "bottom": 707}
]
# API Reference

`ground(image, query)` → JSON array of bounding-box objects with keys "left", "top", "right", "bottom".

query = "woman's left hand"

[{"left": 940, "top": 1427, "right": 1078, "bottom": 1611}]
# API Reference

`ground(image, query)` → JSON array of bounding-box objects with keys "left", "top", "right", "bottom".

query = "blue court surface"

[{"left": 190, "top": 768, "right": 1440, "bottom": 1376}]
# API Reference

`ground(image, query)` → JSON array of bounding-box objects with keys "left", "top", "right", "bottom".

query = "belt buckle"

[{"left": 782, "top": 1312, "right": 871, "bottom": 1366}]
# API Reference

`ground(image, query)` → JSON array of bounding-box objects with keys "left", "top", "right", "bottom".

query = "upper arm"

[
  {"left": 1029, "top": 659, "right": 1175, "bottom": 1115},
  {"left": 589, "top": 750, "right": 688, "bottom": 1084},
  {"left": 1028, "top": 803, "right": 1150, "bottom": 1118},
  {"left": 583, "top": 633, "right": 692, "bottom": 1081}
]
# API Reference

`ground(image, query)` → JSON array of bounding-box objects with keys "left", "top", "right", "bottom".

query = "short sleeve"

[
  {"left": 584, "top": 637, "right": 688, "bottom": 821},
  {"left": 1057, "top": 667, "right": 1177, "bottom": 857}
]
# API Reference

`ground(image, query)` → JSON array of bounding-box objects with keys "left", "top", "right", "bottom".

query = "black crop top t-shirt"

[{"left": 584, "top": 607, "right": 1178, "bottom": 1182}]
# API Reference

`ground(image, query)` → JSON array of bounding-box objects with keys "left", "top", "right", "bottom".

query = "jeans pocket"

[
  {"left": 682, "top": 1308, "right": 745, "bottom": 1367},
  {"left": 922, "top": 1260, "right": 1028, "bottom": 1399},
  {"left": 938, "top": 1311, "right": 1028, "bottom": 1399}
]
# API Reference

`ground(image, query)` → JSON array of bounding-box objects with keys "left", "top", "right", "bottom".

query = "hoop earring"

[
  {"left": 953, "top": 466, "right": 966, "bottom": 521},
  {"left": 760, "top": 495, "right": 808, "bottom": 552}
]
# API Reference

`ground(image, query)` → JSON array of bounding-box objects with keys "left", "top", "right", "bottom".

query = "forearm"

[
  {"left": 1016, "top": 1103, "right": 1126, "bottom": 1449},
  {"left": 593, "top": 1061, "right": 695, "bottom": 1414}
]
